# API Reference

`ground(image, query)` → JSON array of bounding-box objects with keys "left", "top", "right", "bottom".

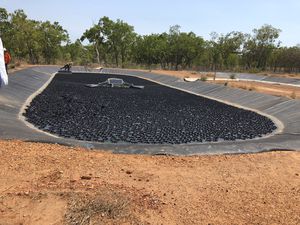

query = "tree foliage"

[
  {"left": 1, "top": 7, "right": 299, "bottom": 73},
  {"left": 242, "top": 25, "right": 281, "bottom": 70},
  {"left": 81, "top": 16, "right": 136, "bottom": 67},
  {"left": 0, "top": 8, "right": 69, "bottom": 64}
]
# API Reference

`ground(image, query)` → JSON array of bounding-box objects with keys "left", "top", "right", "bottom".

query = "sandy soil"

[
  {"left": 137, "top": 69, "right": 300, "bottom": 80},
  {"left": 0, "top": 140, "right": 299, "bottom": 225},
  {"left": 261, "top": 72, "right": 300, "bottom": 79},
  {"left": 209, "top": 80, "right": 300, "bottom": 99},
  {"left": 149, "top": 70, "right": 213, "bottom": 79},
  {"left": 140, "top": 69, "right": 300, "bottom": 99},
  {"left": 129, "top": 68, "right": 213, "bottom": 79}
]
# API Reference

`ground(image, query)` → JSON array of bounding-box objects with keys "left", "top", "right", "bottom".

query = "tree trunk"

[
  {"left": 95, "top": 43, "right": 101, "bottom": 65},
  {"left": 273, "top": 63, "right": 277, "bottom": 73},
  {"left": 213, "top": 64, "right": 216, "bottom": 81},
  {"left": 115, "top": 53, "right": 119, "bottom": 67},
  {"left": 121, "top": 52, "right": 125, "bottom": 68},
  {"left": 29, "top": 49, "right": 35, "bottom": 64}
]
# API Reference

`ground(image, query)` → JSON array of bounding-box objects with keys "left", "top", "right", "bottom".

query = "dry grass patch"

[{"left": 65, "top": 191, "right": 141, "bottom": 225}]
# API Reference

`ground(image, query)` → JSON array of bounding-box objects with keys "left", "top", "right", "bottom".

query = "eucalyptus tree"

[
  {"left": 167, "top": 25, "right": 205, "bottom": 70},
  {"left": 242, "top": 24, "right": 281, "bottom": 70},
  {"left": 38, "top": 21, "right": 69, "bottom": 64},
  {"left": 0, "top": 8, "right": 9, "bottom": 38},
  {"left": 179, "top": 32, "right": 205, "bottom": 69},
  {"left": 2, "top": 6, "right": 298, "bottom": 73},
  {"left": 99, "top": 16, "right": 136, "bottom": 67},
  {"left": 82, "top": 16, "right": 136, "bottom": 67},
  {"left": 63, "top": 39, "right": 93, "bottom": 65},
  {"left": 8, "top": 10, "right": 36, "bottom": 61},
  {"left": 134, "top": 34, "right": 161, "bottom": 69},
  {"left": 217, "top": 31, "right": 244, "bottom": 69},
  {"left": 80, "top": 24, "right": 103, "bottom": 65},
  {"left": 1, "top": 8, "right": 68, "bottom": 64},
  {"left": 275, "top": 47, "right": 300, "bottom": 73},
  {"left": 207, "top": 31, "right": 244, "bottom": 71},
  {"left": 207, "top": 32, "right": 223, "bottom": 72}
]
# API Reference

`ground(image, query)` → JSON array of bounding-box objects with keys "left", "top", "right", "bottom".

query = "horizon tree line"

[{"left": 1, "top": 7, "right": 300, "bottom": 73}]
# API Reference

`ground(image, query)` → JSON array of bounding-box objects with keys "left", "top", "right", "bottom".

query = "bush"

[
  {"left": 200, "top": 76, "right": 207, "bottom": 82},
  {"left": 290, "top": 91, "right": 296, "bottom": 99},
  {"left": 230, "top": 74, "right": 236, "bottom": 79},
  {"left": 8, "top": 64, "right": 15, "bottom": 69},
  {"left": 248, "top": 86, "right": 256, "bottom": 91},
  {"left": 15, "top": 61, "right": 21, "bottom": 67},
  {"left": 248, "top": 68, "right": 261, "bottom": 74}
]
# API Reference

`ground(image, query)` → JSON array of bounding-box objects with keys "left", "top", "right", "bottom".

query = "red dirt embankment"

[{"left": 0, "top": 140, "right": 299, "bottom": 225}]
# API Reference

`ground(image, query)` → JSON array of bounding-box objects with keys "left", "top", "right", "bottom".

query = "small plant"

[
  {"left": 15, "top": 61, "right": 21, "bottom": 67},
  {"left": 200, "top": 76, "right": 207, "bottom": 82},
  {"left": 290, "top": 91, "right": 296, "bottom": 99},
  {"left": 248, "top": 86, "right": 256, "bottom": 91},
  {"left": 248, "top": 68, "right": 261, "bottom": 74},
  {"left": 65, "top": 192, "right": 131, "bottom": 225},
  {"left": 230, "top": 74, "right": 236, "bottom": 79}
]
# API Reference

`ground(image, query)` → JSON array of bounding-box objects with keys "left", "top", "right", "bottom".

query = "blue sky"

[{"left": 1, "top": 0, "right": 299, "bottom": 46}]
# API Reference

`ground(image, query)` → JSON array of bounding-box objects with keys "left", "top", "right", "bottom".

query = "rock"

[{"left": 80, "top": 175, "right": 92, "bottom": 180}]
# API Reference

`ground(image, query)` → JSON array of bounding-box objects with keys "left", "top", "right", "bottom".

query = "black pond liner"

[{"left": 24, "top": 73, "right": 277, "bottom": 144}]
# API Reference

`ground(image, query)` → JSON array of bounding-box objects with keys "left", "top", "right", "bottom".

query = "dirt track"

[
  {"left": 149, "top": 70, "right": 300, "bottom": 99},
  {"left": 210, "top": 80, "right": 300, "bottom": 99},
  {"left": 0, "top": 140, "right": 299, "bottom": 225}
]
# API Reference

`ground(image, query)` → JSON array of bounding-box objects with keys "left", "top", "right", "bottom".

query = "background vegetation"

[{"left": 1, "top": 7, "right": 300, "bottom": 73}]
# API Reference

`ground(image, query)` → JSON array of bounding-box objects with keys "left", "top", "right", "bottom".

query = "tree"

[
  {"left": 63, "top": 39, "right": 93, "bottom": 65},
  {"left": 81, "top": 24, "right": 103, "bottom": 65},
  {"left": 9, "top": 10, "right": 33, "bottom": 60},
  {"left": 100, "top": 17, "right": 136, "bottom": 67},
  {"left": 2, "top": 7, "right": 299, "bottom": 73},
  {"left": 167, "top": 25, "right": 205, "bottom": 70},
  {"left": 134, "top": 34, "right": 160, "bottom": 69},
  {"left": 207, "top": 32, "right": 222, "bottom": 75},
  {"left": 217, "top": 31, "right": 244, "bottom": 69},
  {"left": 242, "top": 24, "right": 281, "bottom": 70},
  {"left": 39, "top": 21, "right": 69, "bottom": 64},
  {"left": 0, "top": 8, "right": 9, "bottom": 37},
  {"left": 167, "top": 25, "right": 181, "bottom": 70},
  {"left": 207, "top": 31, "right": 244, "bottom": 71},
  {"left": 82, "top": 17, "right": 136, "bottom": 67},
  {"left": 133, "top": 33, "right": 172, "bottom": 70},
  {"left": 1, "top": 8, "right": 69, "bottom": 64},
  {"left": 274, "top": 47, "right": 300, "bottom": 73}
]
